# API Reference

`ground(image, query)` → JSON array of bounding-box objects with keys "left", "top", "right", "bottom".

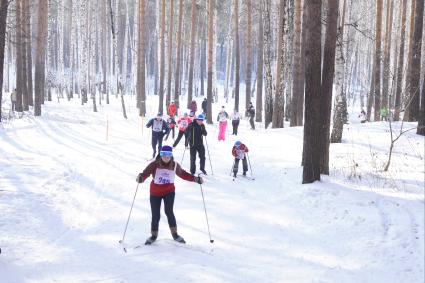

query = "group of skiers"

[{"left": 139, "top": 100, "right": 254, "bottom": 246}]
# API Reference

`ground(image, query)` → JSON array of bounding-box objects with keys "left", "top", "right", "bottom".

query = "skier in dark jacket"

[
  {"left": 201, "top": 98, "right": 207, "bottom": 115},
  {"left": 246, "top": 102, "right": 255, "bottom": 130},
  {"left": 146, "top": 113, "right": 169, "bottom": 158},
  {"left": 186, "top": 114, "right": 208, "bottom": 175},
  {"left": 136, "top": 145, "right": 204, "bottom": 245}
]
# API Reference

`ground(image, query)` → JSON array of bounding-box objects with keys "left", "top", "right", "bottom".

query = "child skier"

[
  {"left": 230, "top": 109, "right": 242, "bottom": 135},
  {"left": 136, "top": 145, "right": 204, "bottom": 245},
  {"left": 146, "top": 113, "right": 169, "bottom": 158},
  {"left": 173, "top": 112, "right": 192, "bottom": 148},
  {"left": 232, "top": 141, "right": 249, "bottom": 178},
  {"left": 217, "top": 106, "right": 229, "bottom": 141}
]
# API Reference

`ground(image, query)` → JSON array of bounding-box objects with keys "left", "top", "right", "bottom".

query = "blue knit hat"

[
  {"left": 235, "top": 141, "right": 241, "bottom": 147},
  {"left": 196, "top": 114, "right": 205, "bottom": 121},
  {"left": 160, "top": 145, "right": 173, "bottom": 157}
]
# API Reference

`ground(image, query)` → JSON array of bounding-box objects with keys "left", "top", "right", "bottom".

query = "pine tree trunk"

[
  {"left": 174, "top": 0, "right": 183, "bottom": 110},
  {"left": 262, "top": 0, "right": 273, "bottom": 129},
  {"left": 319, "top": 0, "right": 339, "bottom": 175},
  {"left": 404, "top": 0, "right": 416, "bottom": 120},
  {"left": 206, "top": 0, "right": 215, "bottom": 123},
  {"left": 373, "top": 0, "right": 383, "bottom": 121},
  {"left": 418, "top": 73, "right": 425, "bottom": 135},
  {"left": 0, "top": 0, "right": 9, "bottom": 122},
  {"left": 166, "top": 0, "right": 174, "bottom": 107},
  {"left": 394, "top": 0, "right": 407, "bottom": 121},
  {"left": 245, "top": 0, "right": 252, "bottom": 111},
  {"left": 290, "top": 0, "right": 302, "bottom": 127},
  {"left": 137, "top": 0, "right": 146, "bottom": 116},
  {"left": 233, "top": 0, "right": 240, "bottom": 112},
  {"left": 408, "top": 0, "right": 423, "bottom": 121},
  {"left": 187, "top": 0, "right": 197, "bottom": 108},
  {"left": 382, "top": 0, "right": 393, "bottom": 113},
  {"left": 24, "top": 0, "right": 33, "bottom": 107},
  {"left": 34, "top": 0, "right": 48, "bottom": 116},
  {"left": 302, "top": 0, "right": 322, "bottom": 184},
  {"left": 15, "top": 0, "right": 24, "bottom": 112},
  {"left": 272, "top": 0, "right": 286, "bottom": 128},
  {"left": 297, "top": 0, "right": 307, "bottom": 125},
  {"left": 158, "top": 0, "right": 166, "bottom": 114},
  {"left": 256, "top": 2, "right": 263, "bottom": 123}
]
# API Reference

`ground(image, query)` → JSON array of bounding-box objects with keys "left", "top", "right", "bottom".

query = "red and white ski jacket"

[
  {"left": 232, "top": 144, "right": 249, "bottom": 160},
  {"left": 177, "top": 117, "right": 192, "bottom": 132},
  {"left": 139, "top": 158, "right": 195, "bottom": 197}
]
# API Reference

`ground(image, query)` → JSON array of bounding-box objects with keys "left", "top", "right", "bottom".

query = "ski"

[{"left": 131, "top": 239, "right": 213, "bottom": 255}]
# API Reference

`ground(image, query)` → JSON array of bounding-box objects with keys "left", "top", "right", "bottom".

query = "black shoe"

[
  {"left": 233, "top": 173, "right": 237, "bottom": 178},
  {"left": 145, "top": 235, "right": 157, "bottom": 245},
  {"left": 200, "top": 169, "right": 207, "bottom": 175},
  {"left": 152, "top": 152, "right": 156, "bottom": 158},
  {"left": 172, "top": 234, "right": 186, "bottom": 244},
  {"left": 243, "top": 172, "right": 246, "bottom": 176}
]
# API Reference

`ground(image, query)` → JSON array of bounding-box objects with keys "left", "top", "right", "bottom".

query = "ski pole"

[
  {"left": 181, "top": 146, "right": 186, "bottom": 164},
  {"left": 247, "top": 153, "right": 254, "bottom": 178},
  {"left": 229, "top": 160, "right": 235, "bottom": 176},
  {"left": 204, "top": 137, "right": 214, "bottom": 175},
  {"left": 119, "top": 182, "right": 141, "bottom": 252},
  {"left": 198, "top": 173, "right": 214, "bottom": 243}
]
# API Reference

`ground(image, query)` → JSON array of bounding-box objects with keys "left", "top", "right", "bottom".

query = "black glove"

[
  {"left": 136, "top": 173, "right": 144, "bottom": 183},
  {"left": 194, "top": 176, "right": 204, "bottom": 184}
]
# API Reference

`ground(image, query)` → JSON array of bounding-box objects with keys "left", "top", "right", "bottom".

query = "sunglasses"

[{"left": 160, "top": 151, "right": 173, "bottom": 157}]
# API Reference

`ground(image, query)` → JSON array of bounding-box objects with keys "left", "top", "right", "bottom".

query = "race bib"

[
  {"left": 236, "top": 149, "right": 245, "bottom": 160},
  {"left": 179, "top": 120, "right": 188, "bottom": 128},
  {"left": 152, "top": 120, "right": 163, "bottom": 132},
  {"left": 153, "top": 168, "right": 175, "bottom": 185}
]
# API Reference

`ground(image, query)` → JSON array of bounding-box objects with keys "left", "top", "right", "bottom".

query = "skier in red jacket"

[
  {"left": 137, "top": 145, "right": 203, "bottom": 245},
  {"left": 231, "top": 141, "right": 249, "bottom": 178}
]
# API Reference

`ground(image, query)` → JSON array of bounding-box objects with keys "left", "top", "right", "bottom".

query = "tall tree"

[
  {"left": 206, "top": 0, "right": 215, "bottom": 123},
  {"left": 319, "top": 0, "right": 339, "bottom": 175},
  {"left": 187, "top": 0, "right": 197, "bottom": 108},
  {"left": 0, "top": 0, "right": 9, "bottom": 122},
  {"left": 373, "top": 0, "right": 383, "bottom": 121},
  {"left": 166, "top": 0, "right": 174, "bottom": 107},
  {"left": 245, "top": 0, "right": 252, "bottom": 110},
  {"left": 290, "top": 0, "right": 302, "bottom": 127},
  {"left": 174, "top": 0, "right": 183, "bottom": 110},
  {"left": 25, "top": 0, "right": 33, "bottom": 107},
  {"left": 407, "top": 0, "right": 423, "bottom": 121},
  {"left": 404, "top": 0, "right": 416, "bottom": 120},
  {"left": 262, "top": 0, "right": 273, "bottom": 128},
  {"left": 382, "top": 0, "right": 393, "bottom": 113},
  {"left": 272, "top": 0, "right": 286, "bottom": 128},
  {"left": 394, "top": 0, "right": 407, "bottom": 121},
  {"left": 137, "top": 0, "right": 146, "bottom": 116},
  {"left": 255, "top": 1, "right": 263, "bottom": 123},
  {"left": 330, "top": 0, "right": 347, "bottom": 143},
  {"left": 233, "top": 0, "right": 240, "bottom": 111},
  {"left": 418, "top": 73, "right": 425, "bottom": 135},
  {"left": 302, "top": 0, "right": 322, "bottom": 184},
  {"left": 158, "top": 0, "right": 166, "bottom": 113},
  {"left": 15, "top": 0, "right": 24, "bottom": 112},
  {"left": 34, "top": 0, "right": 49, "bottom": 116}
]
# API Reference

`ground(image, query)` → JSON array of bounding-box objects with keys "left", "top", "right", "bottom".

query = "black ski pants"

[
  {"left": 233, "top": 157, "right": 248, "bottom": 174},
  {"left": 190, "top": 144, "right": 206, "bottom": 175},
  {"left": 232, "top": 120, "right": 240, "bottom": 135},
  {"left": 150, "top": 192, "right": 176, "bottom": 231},
  {"left": 172, "top": 131, "right": 188, "bottom": 148}
]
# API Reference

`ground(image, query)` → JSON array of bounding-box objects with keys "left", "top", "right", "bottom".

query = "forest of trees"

[{"left": 0, "top": 0, "right": 424, "bottom": 183}]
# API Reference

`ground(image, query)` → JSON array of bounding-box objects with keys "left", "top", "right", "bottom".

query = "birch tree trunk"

[
  {"left": 262, "top": 0, "right": 273, "bottom": 129},
  {"left": 272, "top": 0, "right": 286, "bottom": 128},
  {"left": 382, "top": 0, "right": 394, "bottom": 113},
  {"left": 256, "top": 2, "right": 263, "bottom": 123},
  {"left": 158, "top": 0, "right": 166, "bottom": 114},
  {"left": 373, "top": 0, "right": 383, "bottom": 121}
]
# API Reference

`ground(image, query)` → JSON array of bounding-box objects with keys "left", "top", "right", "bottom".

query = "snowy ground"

[{"left": 0, "top": 95, "right": 424, "bottom": 283}]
